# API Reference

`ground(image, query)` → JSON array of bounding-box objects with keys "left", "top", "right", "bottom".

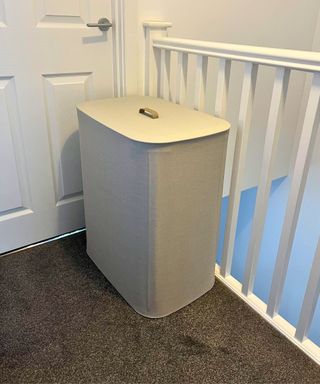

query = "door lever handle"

[{"left": 87, "top": 18, "right": 112, "bottom": 32}]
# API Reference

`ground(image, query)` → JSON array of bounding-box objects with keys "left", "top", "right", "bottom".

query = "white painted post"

[
  {"left": 160, "top": 49, "right": 171, "bottom": 101},
  {"left": 111, "top": 0, "right": 126, "bottom": 97},
  {"left": 267, "top": 72, "right": 320, "bottom": 317},
  {"left": 194, "top": 55, "right": 208, "bottom": 111},
  {"left": 295, "top": 239, "right": 320, "bottom": 342},
  {"left": 214, "top": 58, "right": 231, "bottom": 118},
  {"left": 220, "top": 62, "right": 259, "bottom": 277},
  {"left": 143, "top": 21, "right": 172, "bottom": 97},
  {"left": 175, "top": 52, "right": 188, "bottom": 104},
  {"left": 242, "top": 67, "right": 290, "bottom": 296}
]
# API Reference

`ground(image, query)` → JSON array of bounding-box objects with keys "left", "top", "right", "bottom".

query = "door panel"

[
  {"left": 0, "top": 77, "right": 30, "bottom": 214},
  {"left": 40, "top": 0, "right": 86, "bottom": 18},
  {"left": 43, "top": 72, "right": 93, "bottom": 203},
  {"left": 0, "top": 0, "right": 117, "bottom": 253}
]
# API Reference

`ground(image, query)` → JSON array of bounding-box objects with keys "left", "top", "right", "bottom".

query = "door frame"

[{"left": 111, "top": 0, "right": 126, "bottom": 97}]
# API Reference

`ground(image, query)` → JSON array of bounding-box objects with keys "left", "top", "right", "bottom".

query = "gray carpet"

[{"left": 0, "top": 233, "right": 320, "bottom": 384}]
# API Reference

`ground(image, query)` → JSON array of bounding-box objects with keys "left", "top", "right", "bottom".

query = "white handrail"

[{"left": 152, "top": 36, "right": 320, "bottom": 72}]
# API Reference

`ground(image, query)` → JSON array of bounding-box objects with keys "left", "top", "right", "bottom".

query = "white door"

[{"left": 0, "top": 0, "right": 123, "bottom": 253}]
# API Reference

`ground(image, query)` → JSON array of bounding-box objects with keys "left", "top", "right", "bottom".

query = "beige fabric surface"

[{"left": 78, "top": 98, "right": 229, "bottom": 317}]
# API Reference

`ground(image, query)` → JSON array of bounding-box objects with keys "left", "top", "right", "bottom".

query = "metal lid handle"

[{"left": 139, "top": 107, "right": 159, "bottom": 119}]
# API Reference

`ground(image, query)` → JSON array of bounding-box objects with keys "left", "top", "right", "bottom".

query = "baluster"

[
  {"left": 214, "top": 58, "right": 231, "bottom": 118},
  {"left": 267, "top": 72, "right": 320, "bottom": 317},
  {"left": 143, "top": 21, "right": 172, "bottom": 96},
  {"left": 194, "top": 55, "right": 208, "bottom": 110},
  {"left": 160, "top": 49, "right": 171, "bottom": 101},
  {"left": 242, "top": 67, "right": 290, "bottom": 296},
  {"left": 295, "top": 239, "right": 320, "bottom": 342},
  {"left": 175, "top": 52, "right": 188, "bottom": 104},
  {"left": 220, "top": 62, "right": 259, "bottom": 277}
]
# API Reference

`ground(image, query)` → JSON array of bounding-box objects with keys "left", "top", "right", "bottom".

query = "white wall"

[
  {"left": 133, "top": 0, "right": 320, "bottom": 193},
  {"left": 137, "top": 0, "right": 319, "bottom": 49},
  {"left": 123, "top": 0, "right": 139, "bottom": 95}
]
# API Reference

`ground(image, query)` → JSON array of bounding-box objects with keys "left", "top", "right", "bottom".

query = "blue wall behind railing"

[{"left": 216, "top": 171, "right": 320, "bottom": 346}]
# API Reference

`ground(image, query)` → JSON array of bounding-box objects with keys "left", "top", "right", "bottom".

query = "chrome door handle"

[{"left": 87, "top": 18, "right": 112, "bottom": 32}]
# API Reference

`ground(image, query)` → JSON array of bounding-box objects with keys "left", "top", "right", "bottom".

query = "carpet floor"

[{"left": 1, "top": 232, "right": 320, "bottom": 384}]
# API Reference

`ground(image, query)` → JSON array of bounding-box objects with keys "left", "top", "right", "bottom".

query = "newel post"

[{"left": 143, "top": 21, "right": 172, "bottom": 96}]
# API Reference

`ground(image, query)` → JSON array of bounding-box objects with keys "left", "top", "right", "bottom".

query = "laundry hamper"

[{"left": 77, "top": 96, "right": 230, "bottom": 317}]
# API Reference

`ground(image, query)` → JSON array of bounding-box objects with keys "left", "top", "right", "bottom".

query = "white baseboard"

[{"left": 215, "top": 264, "right": 320, "bottom": 366}]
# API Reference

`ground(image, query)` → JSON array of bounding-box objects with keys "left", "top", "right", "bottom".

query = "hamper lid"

[{"left": 77, "top": 96, "right": 230, "bottom": 144}]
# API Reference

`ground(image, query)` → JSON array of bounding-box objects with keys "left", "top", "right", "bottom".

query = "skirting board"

[{"left": 215, "top": 264, "right": 320, "bottom": 366}]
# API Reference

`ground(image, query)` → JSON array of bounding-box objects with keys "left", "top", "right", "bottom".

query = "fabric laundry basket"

[{"left": 77, "top": 96, "right": 230, "bottom": 318}]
